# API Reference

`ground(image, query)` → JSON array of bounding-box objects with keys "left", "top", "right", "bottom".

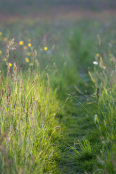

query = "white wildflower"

[
  {"left": 93, "top": 61, "right": 98, "bottom": 65},
  {"left": 94, "top": 114, "right": 99, "bottom": 123}
]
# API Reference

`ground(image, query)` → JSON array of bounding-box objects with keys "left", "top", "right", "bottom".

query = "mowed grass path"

[{"left": 55, "top": 72, "right": 100, "bottom": 174}]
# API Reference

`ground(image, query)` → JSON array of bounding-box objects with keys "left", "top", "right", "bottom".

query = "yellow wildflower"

[
  {"left": 0, "top": 32, "right": 2, "bottom": 35},
  {"left": 19, "top": 41, "right": 24, "bottom": 45},
  {"left": 25, "top": 57, "right": 29, "bottom": 63},
  {"left": 96, "top": 53, "right": 100, "bottom": 57},
  {"left": 27, "top": 52, "right": 31, "bottom": 56},
  {"left": 0, "top": 50, "right": 2, "bottom": 54},
  {"left": 44, "top": 47, "right": 48, "bottom": 51},
  {"left": 4, "top": 58, "right": 7, "bottom": 61},
  {"left": 9, "top": 63, "right": 12, "bottom": 66},
  {"left": 28, "top": 39, "right": 31, "bottom": 42},
  {"left": 24, "top": 46, "right": 28, "bottom": 50},
  {"left": 3, "top": 38, "right": 7, "bottom": 42},
  {"left": 28, "top": 43, "right": 31, "bottom": 47}
]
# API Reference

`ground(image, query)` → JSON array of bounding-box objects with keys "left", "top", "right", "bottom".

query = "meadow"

[{"left": 0, "top": 2, "right": 116, "bottom": 174}]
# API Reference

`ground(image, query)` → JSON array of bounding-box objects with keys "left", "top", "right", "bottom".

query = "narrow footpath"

[{"left": 56, "top": 72, "right": 101, "bottom": 174}]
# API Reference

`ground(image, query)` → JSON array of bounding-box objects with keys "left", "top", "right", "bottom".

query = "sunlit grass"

[
  {"left": 0, "top": 61, "right": 63, "bottom": 173},
  {"left": 69, "top": 21, "right": 116, "bottom": 173},
  {"left": 0, "top": 20, "right": 79, "bottom": 173},
  {"left": 0, "top": 13, "right": 116, "bottom": 174}
]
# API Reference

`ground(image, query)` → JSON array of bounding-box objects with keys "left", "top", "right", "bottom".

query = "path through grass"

[
  {"left": 1, "top": 8, "right": 116, "bottom": 173},
  {"left": 54, "top": 71, "right": 100, "bottom": 174}
]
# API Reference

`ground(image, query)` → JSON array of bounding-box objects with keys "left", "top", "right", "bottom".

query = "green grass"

[
  {"left": 0, "top": 9, "right": 116, "bottom": 174},
  {"left": 0, "top": 63, "right": 65, "bottom": 173},
  {"left": 67, "top": 18, "right": 116, "bottom": 173},
  {"left": 0, "top": 14, "right": 80, "bottom": 174}
]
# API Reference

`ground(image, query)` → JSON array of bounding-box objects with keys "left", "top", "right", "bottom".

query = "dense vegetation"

[{"left": 0, "top": 3, "right": 116, "bottom": 174}]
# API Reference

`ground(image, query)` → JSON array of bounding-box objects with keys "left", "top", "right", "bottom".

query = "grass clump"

[
  {"left": 66, "top": 18, "right": 116, "bottom": 173},
  {"left": 82, "top": 46, "right": 116, "bottom": 174},
  {"left": 0, "top": 61, "right": 63, "bottom": 174},
  {"left": 91, "top": 55, "right": 116, "bottom": 173},
  {"left": 1, "top": 12, "right": 116, "bottom": 174}
]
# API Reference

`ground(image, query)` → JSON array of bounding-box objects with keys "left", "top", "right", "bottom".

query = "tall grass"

[
  {"left": 91, "top": 53, "right": 116, "bottom": 174},
  {"left": 69, "top": 19, "right": 116, "bottom": 173},
  {"left": 0, "top": 59, "right": 64, "bottom": 173},
  {"left": 1, "top": 13, "right": 116, "bottom": 174},
  {"left": 0, "top": 27, "right": 79, "bottom": 173}
]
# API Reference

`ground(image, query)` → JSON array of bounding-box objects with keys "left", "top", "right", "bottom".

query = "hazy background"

[{"left": 0, "top": 0, "right": 116, "bottom": 15}]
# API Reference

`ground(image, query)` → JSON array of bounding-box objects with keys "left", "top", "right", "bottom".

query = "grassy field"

[{"left": 0, "top": 2, "right": 116, "bottom": 174}]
